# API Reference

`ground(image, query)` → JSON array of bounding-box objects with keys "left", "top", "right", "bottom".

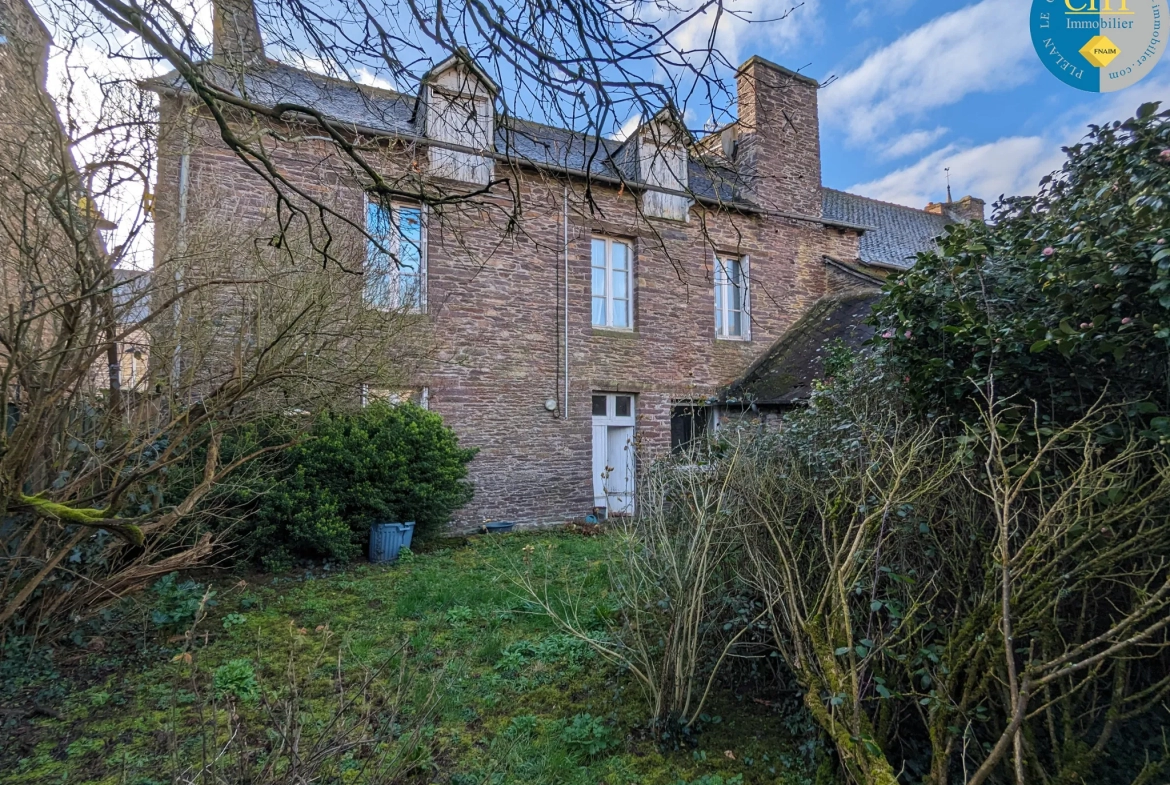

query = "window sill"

[
  {"left": 366, "top": 304, "right": 428, "bottom": 316},
  {"left": 715, "top": 335, "right": 751, "bottom": 343},
  {"left": 592, "top": 327, "right": 639, "bottom": 338}
]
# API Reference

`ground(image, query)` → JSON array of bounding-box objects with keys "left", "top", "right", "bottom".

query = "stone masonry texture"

[{"left": 150, "top": 56, "right": 864, "bottom": 532}]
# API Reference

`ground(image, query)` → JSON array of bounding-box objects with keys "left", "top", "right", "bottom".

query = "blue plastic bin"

[
  {"left": 484, "top": 521, "right": 516, "bottom": 534},
  {"left": 369, "top": 521, "right": 415, "bottom": 563}
]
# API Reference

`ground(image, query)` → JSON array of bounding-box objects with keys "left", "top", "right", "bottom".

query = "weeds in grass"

[{"left": 154, "top": 585, "right": 445, "bottom": 784}]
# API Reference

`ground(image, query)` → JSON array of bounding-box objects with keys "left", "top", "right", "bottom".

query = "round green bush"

[{"left": 251, "top": 402, "right": 477, "bottom": 562}]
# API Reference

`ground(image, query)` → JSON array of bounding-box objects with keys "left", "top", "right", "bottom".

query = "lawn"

[{"left": 1, "top": 532, "right": 826, "bottom": 785}]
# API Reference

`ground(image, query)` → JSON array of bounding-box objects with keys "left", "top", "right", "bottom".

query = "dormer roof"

[{"left": 420, "top": 50, "right": 500, "bottom": 97}]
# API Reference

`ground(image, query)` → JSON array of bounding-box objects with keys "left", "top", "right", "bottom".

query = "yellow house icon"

[{"left": 1079, "top": 35, "right": 1121, "bottom": 68}]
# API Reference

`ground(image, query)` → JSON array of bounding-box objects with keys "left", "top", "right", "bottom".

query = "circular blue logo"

[{"left": 1030, "top": 0, "right": 1168, "bottom": 91}]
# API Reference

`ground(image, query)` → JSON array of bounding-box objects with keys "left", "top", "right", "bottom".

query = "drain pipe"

[
  {"left": 171, "top": 110, "right": 192, "bottom": 390},
  {"left": 562, "top": 184, "right": 570, "bottom": 419}
]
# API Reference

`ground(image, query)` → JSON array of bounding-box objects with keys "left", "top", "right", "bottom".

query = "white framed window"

[
  {"left": 366, "top": 200, "right": 425, "bottom": 311},
  {"left": 714, "top": 254, "right": 749, "bottom": 340},
  {"left": 591, "top": 237, "right": 632, "bottom": 329}
]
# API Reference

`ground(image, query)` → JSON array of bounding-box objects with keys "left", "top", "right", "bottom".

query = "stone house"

[
  {"left": 0, "top": 0, "right": 136, "bottom": 404},
  {"left": 145, "top": 0, "right": 980, "bottom": 529}
]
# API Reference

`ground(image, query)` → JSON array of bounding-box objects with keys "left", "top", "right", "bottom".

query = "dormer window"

[
  {"left": 636, "top": 112, "right": 692, "bottom": 221},
  {"left": 421, "top": 56, "right": 498, "bottom": 185}
]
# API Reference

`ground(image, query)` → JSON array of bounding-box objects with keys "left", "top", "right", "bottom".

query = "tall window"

[
  {"left": 366, "top": 201, "right": 425, "bottom": 311},
  {"left": 592, "top": 237, "right": 632, "bottom": 329},
  {"left": 714, "top": 255, "right": 748, "bottom": 340}
]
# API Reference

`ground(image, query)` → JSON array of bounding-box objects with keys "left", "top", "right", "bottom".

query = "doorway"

[{"left": 591, "top": 393, "right": 635, "bottom": 515}]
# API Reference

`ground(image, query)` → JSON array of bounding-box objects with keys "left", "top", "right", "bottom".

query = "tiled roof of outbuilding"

[
  {"left": 822, "top": 188, "right": 950, "bottom": 269},
  {"left": 724, "top": 289, "right": 882, "bottom": 406}
]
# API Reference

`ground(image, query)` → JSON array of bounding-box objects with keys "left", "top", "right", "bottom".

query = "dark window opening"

[
  {"left": 615, "top": 395, "right": 632, "bottom": 417},
  {"left": 591, "top": 395, "right": 607, "bottom": 416},
  {"left": 671, "top": 405, "right": 709, "bottom": 454}
]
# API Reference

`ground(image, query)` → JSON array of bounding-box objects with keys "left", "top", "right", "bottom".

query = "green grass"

[{"left": 2, "top": 532, "right": 825, "bottom": 785}]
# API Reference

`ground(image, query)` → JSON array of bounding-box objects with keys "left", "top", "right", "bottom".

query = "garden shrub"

[
  {"left": 249, "top": 402, "right": 477, "bottom": 562},
  {"left": 873, "top": 102, "right": 1170, "bottom": 436}
]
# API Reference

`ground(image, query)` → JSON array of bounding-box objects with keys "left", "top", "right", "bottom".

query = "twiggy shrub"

[
  {"left": 514, "top": 445, "right": 761, "bottom": 734},
  {"left": 736, "top": 371, "right": 1170, "bottom": 785}
]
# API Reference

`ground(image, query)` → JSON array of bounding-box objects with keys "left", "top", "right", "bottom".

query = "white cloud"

[
  {"left": 821, "top": 0, "right": 1035, "bottom": 146},
  {"left": 849, "top": 138, "right": 1061, "bottom": 208},
  {"left": 848, "top": 0, "right": 916, "bottom": 28},
  {"left": 848, "top": 73, "right": 1170, "bottom": 208},
  {"left": 611, "top": 113, "right": 643, "bottom": 142},
  {"left": 879, "top": 126, "right": 949, "bottom": 160},
  {"left": 667, "top": 0, "right": 819, "bottom": 70}
]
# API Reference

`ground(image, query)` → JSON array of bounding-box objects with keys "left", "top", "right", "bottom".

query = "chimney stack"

[
  {"left": 925, "top": 194, "right": 985, "bottom": 223},
  {"left": 735, "top": 55, "right": 822, "bottom": 216},
  {"left": 212, "top": 0, "right": 265, "bottom": 68}
]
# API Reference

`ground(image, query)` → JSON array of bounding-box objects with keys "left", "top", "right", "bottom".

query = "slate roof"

[
  {"left": 822, "top": 188, "right": 950, "bottom": 269},
  {"left": 725, "top": 289, "right": 882, "bottom": 406},
  {"left": 148, "top": 61, "right": 745, "bottom": 204}
]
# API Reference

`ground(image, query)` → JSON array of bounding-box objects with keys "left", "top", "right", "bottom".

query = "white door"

[{"left": 591, "top": 393, "right": 636, "bottom": 515}]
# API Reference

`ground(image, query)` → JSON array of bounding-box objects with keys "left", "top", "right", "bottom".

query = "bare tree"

[
  {"left": 0, "top": 2, "right": 428, "bottom": 633},
  {"left": 45, "top": 0, "right": 798, "bottom": 275}
]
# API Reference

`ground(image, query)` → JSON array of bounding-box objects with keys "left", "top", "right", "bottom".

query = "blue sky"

[{"left": 697, "top": 0, "right": 1170, "bottom": 209}]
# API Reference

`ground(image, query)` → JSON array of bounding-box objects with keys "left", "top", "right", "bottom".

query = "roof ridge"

[{"left": 824, "top": 187, "right": 946, "bottom": 218}]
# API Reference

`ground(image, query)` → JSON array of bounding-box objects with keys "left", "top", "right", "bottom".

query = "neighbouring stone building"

[
  {"left": 144, "top": 0, "right": 982, "bottom": 529},
  {"left": 0, "top": 0, "right": 149, "bottom": 410}
]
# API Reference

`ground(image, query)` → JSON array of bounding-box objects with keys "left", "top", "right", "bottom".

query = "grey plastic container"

[
  {"left": 369, "top": 521, "right": 415, "bottom": 563},
  {"left": 484, "top": 521, "right": 516, "bottom": 534}
]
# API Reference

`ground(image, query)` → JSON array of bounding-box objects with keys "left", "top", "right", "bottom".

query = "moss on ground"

[{"left": 2, "top": 533, "right": 825, "bottom": 785}]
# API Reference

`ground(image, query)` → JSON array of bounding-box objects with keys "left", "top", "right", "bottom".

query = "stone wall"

[{"left": 151, "top": 57, "right": 863, "bottom": 530}]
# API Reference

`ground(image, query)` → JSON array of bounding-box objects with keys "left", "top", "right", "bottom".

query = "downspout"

[
  {"left": 171, "top": 110, "right": 192, "bottom": 390},
  {"left": 562, "top": 184, "right": 569, "bottom": 419}
]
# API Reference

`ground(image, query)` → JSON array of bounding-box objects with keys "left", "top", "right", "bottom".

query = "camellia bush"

[
  {"left": 873, "top": 102, "right": 1170, "bottom": 437},
  {"left": 247, "top": 403, "right": 478, "bottom": 567}
]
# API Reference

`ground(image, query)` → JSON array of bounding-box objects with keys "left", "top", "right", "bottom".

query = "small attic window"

[
  {"left": 424, "top": 60, "right": 496, "bottom": 185},
  {"left": 637, "top": 116, "right": 692, "bottom": 221}
]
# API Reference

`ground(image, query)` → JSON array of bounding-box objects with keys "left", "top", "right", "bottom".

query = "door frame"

[{"left": 591, "top": 392, "right": 636, "bottom": 515}]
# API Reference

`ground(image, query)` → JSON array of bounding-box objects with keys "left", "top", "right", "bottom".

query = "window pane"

[
  {"left": 612, "top": 299, "right": 628, "bottom": 327},
  {"left": 399, "top": 273, "right": 421, "bottom": 309},
  {"left": 727, "top": 278, "right": 742, "bottom": 313},
  {"left": 367, "top": 201, "right": 391, "bottom": 240},
  {"left": 612, "top": 268, "right": 627, "bottom": 299},
  {"left": 728, "top": 308, "right": 742, "bottom": 337},
  {"left": 592, "top": 395, "right": 607, "bottom": 416},
  {"left": 592, "top": 296, "right": 606, "bottom": 326},
  {"left": 591, "top": 266, "right": 606, "bottom": 298},
  {"left": 727, "top": 257, "right": 742, "bottom": 286},
  {"left": 615, "top": 396, "right": 632, "bottom": 417},
  {"left": 591, "top": 238, "right": 607, "bottom": 270},
  {"left": 398, "top": 207, "right": 423, "bottom": 276},
  {"left": 611, "top": 242, "right": 628, "bottom": 271},
  {"left": 398, "top": 207, "right": 422, "bottom": 241}
]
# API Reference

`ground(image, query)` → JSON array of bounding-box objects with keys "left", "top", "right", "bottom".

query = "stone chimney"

[
  {"left": 925, "top": 194, "right": 985, "bottom": 222},
  {"left": 212, "top": 0, "right": 265, "bottom": 68},
  {"left": 735, "top": 55, "right": 822, "bottom": 216}
]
